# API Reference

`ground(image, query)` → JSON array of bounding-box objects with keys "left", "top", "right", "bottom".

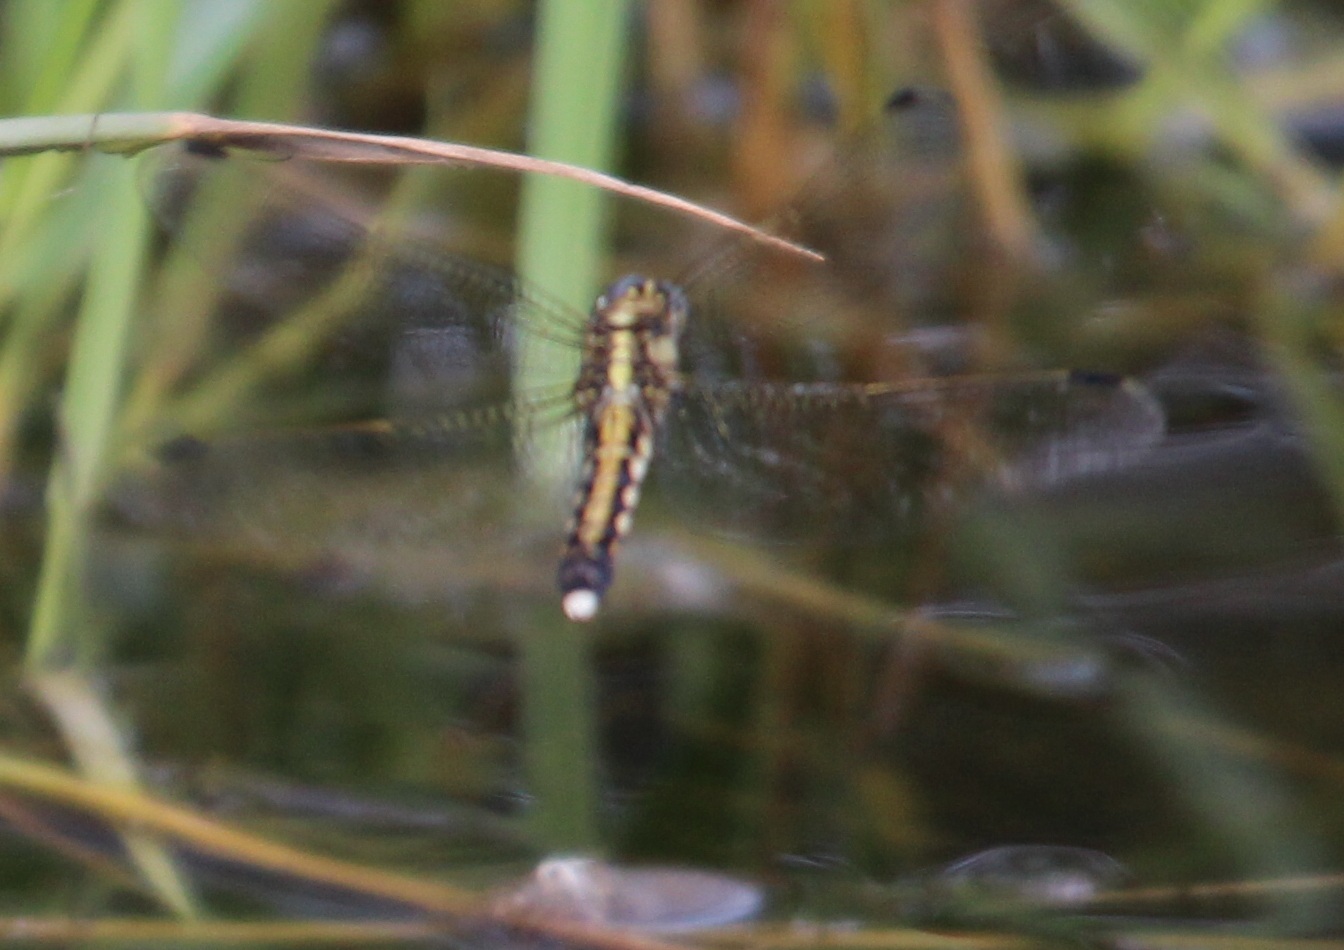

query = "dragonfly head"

[{"left": 594, "top": 275, "right": 689, "bottom": 339}]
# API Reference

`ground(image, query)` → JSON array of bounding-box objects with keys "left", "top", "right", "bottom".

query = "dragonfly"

[{"left": 113, "top": 88, "right": 1165, "bottom": 621}]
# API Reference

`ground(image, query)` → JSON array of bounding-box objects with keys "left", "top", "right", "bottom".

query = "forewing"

[
  {"left": 139, "top": 143, "right": 588, "bottom": 425},
  {"left": 114, "top": 145, "right": 595, "bottom": 601},
  {"left": 655, "top": 372, "right": 1164, "bottom": 543},
  {"left": 676, "top": 87, "right": 977, "bottom": 388},
  {"left": 658, "top": 88, "right": 1167, "bottom": 544}
]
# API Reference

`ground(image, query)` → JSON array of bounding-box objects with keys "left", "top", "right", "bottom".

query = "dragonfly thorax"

[
  {"left": 575, "top": 275, "right": 688, "bottom": 411},
  {"left": 593, "top": 274, "right": 689, "bottom": 334},
  {"left": 589, "top": 275, "right": 687, "bottom": 380}
]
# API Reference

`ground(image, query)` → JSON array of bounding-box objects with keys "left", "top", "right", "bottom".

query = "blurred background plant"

[{"left": 0, "top": 0, "right": 1342, "bottom": 946}]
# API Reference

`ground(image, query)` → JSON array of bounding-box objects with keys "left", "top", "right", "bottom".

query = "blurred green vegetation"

[{"left": 0, "top": 0, "right": 1340, "bottom": 946}]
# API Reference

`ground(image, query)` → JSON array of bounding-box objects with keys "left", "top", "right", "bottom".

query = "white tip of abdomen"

[{"left": 562, "top": 589, "right": 601, "bottom": 623}]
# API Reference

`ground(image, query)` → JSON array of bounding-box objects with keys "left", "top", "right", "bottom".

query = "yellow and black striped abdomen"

[
  {"left": 558, "top": 401, "right": 657, "bottom": 621},
  {"left": 558, "top": 276, "right": 687, "bottom": 622}
]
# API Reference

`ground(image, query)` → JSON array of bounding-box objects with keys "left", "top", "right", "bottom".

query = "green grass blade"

[
  {"left": 19, "top": 0, "right": 317, "bottom": 918},
  {"left": 514, "top": 0, "right": 634, "bottom": 851},
  {"left": 22, "top": 0, "right": 199, "bottom": 907},
  {"left": 1, "top": 0, "right": 104, "bottom": 113}
]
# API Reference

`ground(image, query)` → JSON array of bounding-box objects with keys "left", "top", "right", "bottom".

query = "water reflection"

[
  {"left": 490, "top": 857, "right": 763, "bottom": 932},
  {"left": 931, "top": 844, "right": 1126, "bottom": 906},
  {"left": 893, "top": 845, "right": 1126, "bottom": 922}
]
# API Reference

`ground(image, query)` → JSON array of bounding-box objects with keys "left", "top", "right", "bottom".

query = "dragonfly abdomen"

[
  {"left": 559, "top": 401, "right": 656, "bottom": 621},
  {"left": 558, "top": 276, "right": 688, "bottom": 622}
]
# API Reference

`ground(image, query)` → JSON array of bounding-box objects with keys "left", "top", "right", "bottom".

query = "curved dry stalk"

[
  {"left": 0, "top": 112, "right": 821, "bottom": 263},
  {"left": 0, "top": 751, "right": 691, "bottom": 950}
]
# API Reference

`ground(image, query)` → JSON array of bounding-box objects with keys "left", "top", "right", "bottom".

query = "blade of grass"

[
  {"left": 1058, "top": 0, "right": 1336, "bottom": 227},
  {"left": 25, "top": 156, "right": 147, "bottom": 664},
  {"left": 27, "top": 672, "right": 198, "bottom": 915},
  {"left": 1115, "top": 673, "right": 1334, "bottom": 930},
  {"left": 0, "top": 1, "right": 141, "bottom": 264},
  {"left": 19, "top": 0, "right": 273, "bottom": 918},
  {"left": 0, "top": 752, "right": 699, "bottom": 950},
  {"left": 1255, "top": 280, "right": 1344, "bottom": 528},
  {"left": 0, "top": 112, "right": 820, "bottom": 261},
  {"left": 123, "top": 0, "right": 337, "bottom": 434},
  {"left": 0, "top": 0, "right": 271, "bottom": 400},
  {"left": 162, "top": 0, "right": 269, "bottom": 108},
  {"left": 0, "top": 0, "right": 104, "bottom": 113},
  {"left": 513, "top": 0, "right": 633, "bottom": 851},
  {"left": 22, "top": 0, "right": 200, "bottom": 909}
]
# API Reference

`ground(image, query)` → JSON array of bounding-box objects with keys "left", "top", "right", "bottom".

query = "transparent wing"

[
  {"left": 120, "top": 143, "right": 595, "bottom": 597},
  {"left": 123, "top": 98, "right": 1167, "bottom": 605},
  {"left": 139, "top": 142, "right": 592, "bottom": 424},
  {"left": 675, "top": 86, "right": 979, "bottom": 388},
  {"left": 656, "top": 371, "right": 1164, "bottom": 542},
  {"left": 104, "top": 393, "right": 583, "bottom": 604},
  {"left": 652, "top": 87, "right": 1165, "bottom": 540}
]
